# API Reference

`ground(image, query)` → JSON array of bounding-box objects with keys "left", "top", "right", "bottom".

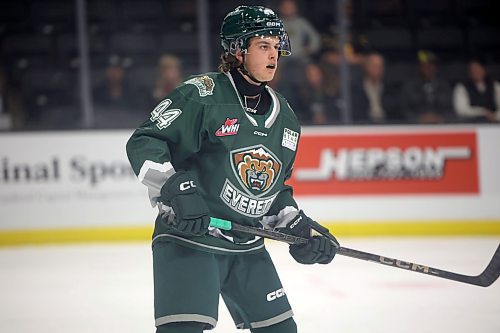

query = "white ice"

[{"left": 0, "top": 238, "right": 499, "bottom": 333}]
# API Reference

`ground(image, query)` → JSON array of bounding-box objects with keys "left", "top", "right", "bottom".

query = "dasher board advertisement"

[{"left": 290, "top": 131, "right": 479, "bottom": 195}]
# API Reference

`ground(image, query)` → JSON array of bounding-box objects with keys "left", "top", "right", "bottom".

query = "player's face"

[{"left": 238, "top": 36, "right": 280, "bottom": 84}]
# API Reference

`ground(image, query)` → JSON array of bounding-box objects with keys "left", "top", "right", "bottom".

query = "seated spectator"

[
  {"left": 93, "top": 55, "right": 143, "bottom": 128},
  {"left": 152, "top": 54, "right": 183, "bottom": 103},
  {"left": 351, "top": 52, "right": 400, "bottom": 123},
  {"left": 277, "top": 0, "right": 322, "bottom": 103},
  {"left": 453, "top": 59, "right": 500, "bottom": 123},
  {"left": 319, "top": 48, "right": 341, "bottom": 98},
  {"left": 400, "top": 51, "right": 454, "bottom": 124},
  {"left": 93, "top": 55, "right": 135, "bottom": 110},
  {"left": 297, "top": 62, "right": 332, "bottom": 125}
]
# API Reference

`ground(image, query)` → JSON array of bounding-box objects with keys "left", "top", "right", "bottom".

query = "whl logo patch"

[{"left": 216, "top": 118, "right": 240, "bottom": 137}]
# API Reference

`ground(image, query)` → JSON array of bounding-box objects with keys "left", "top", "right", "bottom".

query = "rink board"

[{"left": 1, "top": 125, "right": 499, "bottom": 245}]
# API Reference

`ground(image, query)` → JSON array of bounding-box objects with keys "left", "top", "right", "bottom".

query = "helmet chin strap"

[{"left": 238, "top": 53, "right": 267, "bottom": 85}]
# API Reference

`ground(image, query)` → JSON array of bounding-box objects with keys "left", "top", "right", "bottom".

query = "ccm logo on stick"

[
  {"left": 267, "top": 288, "right": 286, "bottom": 302},
  {"left": 180, "top": 181, "right": 196, "bottom": 191}
]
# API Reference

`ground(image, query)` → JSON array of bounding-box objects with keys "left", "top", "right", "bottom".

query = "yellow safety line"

[
  {"left": 0, "top": 221, "right": 499, "bottom": 247},
  {"left": 0, "top": 226, "right": 154, "bottom": 247}
]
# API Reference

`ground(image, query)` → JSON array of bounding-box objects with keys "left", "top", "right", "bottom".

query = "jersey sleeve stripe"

[{"left": 138, "top": 160, "right": 176, "bottom": 206}]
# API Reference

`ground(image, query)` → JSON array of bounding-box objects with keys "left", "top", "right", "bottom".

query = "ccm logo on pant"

[
  {"left": 180, "top": 181, "right": 196, "bottom": 191},
  {"left": 266, "top": 288, "right": 286, "bottom": 302}
]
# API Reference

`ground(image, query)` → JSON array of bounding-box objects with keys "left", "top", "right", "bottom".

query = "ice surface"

[{"left": 0, "top": 238, "right": 499, "bottom": 333}]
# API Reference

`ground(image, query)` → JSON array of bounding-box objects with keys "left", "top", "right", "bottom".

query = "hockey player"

[{"left": 126, "top": 6, "right": 339, "bottom": 333}]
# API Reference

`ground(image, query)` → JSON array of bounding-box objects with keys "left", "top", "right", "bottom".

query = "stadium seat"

[
  {"left": 160, "top": 32, "right": 198, "bottom": 55},
  {"left": 384, "top": 62, "right": 418, "bottom": 86},
  {"left": 406, "top": 0, "right": 452, "bottom": 15},
  {"left": 487, "top": 64, "right": 500, "bottom": 81},
  {"left": 21, "top": 68, "right": 73, "bottom": 93},
  {"left": 364, "top": 27, "right": 413, "bottom": 50},
  {"left": 406, "top": 0, "right": 455, "bottom": 26},
  {"left": 120, "top": 0, "right": 164, "bottom": 21},
  {"left": 457, "top": 0, "right": 496, "bottom": 26},
  {"left": 440, "top": 61, "right": 467, "bottom": 85},
  {"left": 1, "top": 34, "right": 52, "bottom": 56},
  {"left": 0, "top": 2, "right": 26, "bottom": 22},
  {"left": 10, "top": 55, "right": 56, "bottom": 72},
  {"left": 363, "top": 27, "right": 415, "bottom": 61},
  {"left": 87, "top": 1, "right": 118, "bottom": 21},
  {"left": 468, "top": 27, "right": 500, "bottom": 50},
  {"left": 416, "top": 27, "right": 465, "bottom": 53},
  {"left": 20, "top": 67, "right": 78, "bottom": 126},
  {"left": 417, "top": 27, "right": 464, "bottom": 48},
  {"left": 56, "top": 34, "right": 109, "bottom": 60},
  {"left": 110, "top": 33, "right": 157, "bottom": 55},
  {"left": 357, "top": 0, "right": 406, "bottom": 27},
  {"left": 31, "top": 1, "right": 75, "bottom": 23}
]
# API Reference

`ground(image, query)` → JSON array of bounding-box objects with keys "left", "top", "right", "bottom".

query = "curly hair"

[{"left": 218, "top": 52, "right": 242, "bottom": 73}]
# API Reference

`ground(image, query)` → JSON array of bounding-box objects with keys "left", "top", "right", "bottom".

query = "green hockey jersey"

[{"left": 126, "top": 71, "right": 301, "bottom": 254}]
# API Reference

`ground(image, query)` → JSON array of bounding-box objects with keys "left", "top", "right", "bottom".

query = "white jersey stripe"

[{"left": 138, "top": 160, "right": 175, "bottom": 206}]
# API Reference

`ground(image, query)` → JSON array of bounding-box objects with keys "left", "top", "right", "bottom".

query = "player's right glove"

[
  {"left": 160, "top": 171, "right": 210, "bottom": 236},
  {"left": 278, "top": 210, "right": 339, "bottom": 265}
]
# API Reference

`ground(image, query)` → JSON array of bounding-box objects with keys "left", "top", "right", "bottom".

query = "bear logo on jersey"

[
  {"left": 239, "top": 156, "right": 274, "bottom": 191},
  {"left": 231, "top": 145, "right": 282, "bottom": 197}
]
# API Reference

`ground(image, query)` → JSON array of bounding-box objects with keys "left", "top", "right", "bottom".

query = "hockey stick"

[{"left": 210, "top": 218, "right": 500, "bottom": 287}]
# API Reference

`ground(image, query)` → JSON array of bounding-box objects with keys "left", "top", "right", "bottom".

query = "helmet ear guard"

[
  {"left": 277, "top": 32, "right": 292, "bottom": 56},
  {"left": 228, "top": 39, "right": 244, "bottom": 56}
]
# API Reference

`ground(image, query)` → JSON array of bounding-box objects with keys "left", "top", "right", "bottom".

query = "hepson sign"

[{"left": 289, "top": 132, "right": 479, "bottom": 195}]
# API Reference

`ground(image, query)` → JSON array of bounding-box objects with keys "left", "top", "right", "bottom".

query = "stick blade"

[{"left": 475, "top": 244, "right": 500, "bottom": 287}]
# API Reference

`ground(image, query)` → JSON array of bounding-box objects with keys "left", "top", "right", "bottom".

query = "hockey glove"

[
  {"left": 279, "top": 210, "right": 339, "bottom": 265},
  {"left": 160, "top": 171, "right": 210, "bottom": 236}
]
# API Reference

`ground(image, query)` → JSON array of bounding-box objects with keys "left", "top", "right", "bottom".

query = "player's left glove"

[{"left": 278, "top": 210, "right": 339, "bottom": 265}]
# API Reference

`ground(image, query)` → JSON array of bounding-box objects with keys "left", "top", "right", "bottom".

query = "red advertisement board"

[{"left": 289, "top": 132, "right": 479, "bottom": 195}]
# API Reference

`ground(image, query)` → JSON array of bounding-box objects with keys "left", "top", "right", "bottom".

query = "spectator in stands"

[
  {"left": 400, "top": 51, "right": 454, "bottom": 124},
  {"left": 94, "top": 55, "right": 135, "bottom": 110},
  {"left": 351, "top": 52, "right": 399, "bottom": 123},
  {"left": 297, "top": 62, "right": 331, "bottom": 124},
  {"left": 278, "top": 0, "right": 321, "bottom": 61},
  {"left": 152, "top": 54, "right": 183, "bottom": 103},
  {"left": 453, "top": 59, "right": 500, "bottom": 123},
  {"left": 277, "top": 0, "right": 322, "bottom": 104},
  {"left": 0, "top": 65, "right": 24, "bottom": 130},
  {"left": 93, "top": 55, "right": 141, "bottom": 128},
  {"left": 319, "top": 48, "right": 341, "bottom": 98},
  {"left": 321, "top": 0, "right": 366, "bottom": 67}
]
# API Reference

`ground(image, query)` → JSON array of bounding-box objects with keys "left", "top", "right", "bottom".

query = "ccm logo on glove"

[
  {"left": 180, "top": 180, "right": 196, "bottom": 191},
  {"left": 289, "top": 216, "right": 302, "bottom": 229}
]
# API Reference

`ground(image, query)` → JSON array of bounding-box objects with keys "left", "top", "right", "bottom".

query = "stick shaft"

[{"left": 209, "top": 218, "right": 500, "bottom": 287}]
